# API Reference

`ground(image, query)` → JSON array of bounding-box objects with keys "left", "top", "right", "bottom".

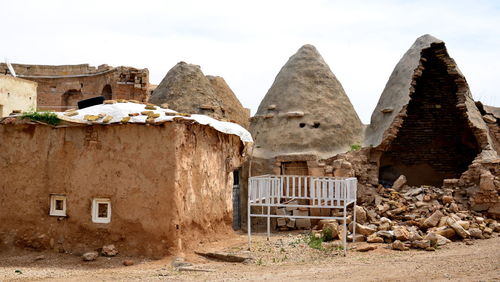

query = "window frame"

[
  {"left": 49, "top": 194, "right": 67, "bottom": 217},
  {"left": 92, "top": 198, "right": 111, "bottom": 224}
]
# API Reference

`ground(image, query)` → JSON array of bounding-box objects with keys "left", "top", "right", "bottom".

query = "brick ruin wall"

[
  {"left": 378, "top": 45, "right": 482, "bottom": 187},
  {"left": 0, "top": 64, "right": 150, "bottom": 111}
]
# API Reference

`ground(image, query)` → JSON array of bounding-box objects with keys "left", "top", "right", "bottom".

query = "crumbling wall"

[
  {"left": 476, "top": 102, "right": 500, "bottom": 153},
  {"left": 365, "top": 35, "right": 495, "bottom": 189},
  {"left": 174, "top": 122, "right": 245, "bottom": 250},
  {"left": 0, "top": 63, "right": 150, "bottom": 111},
  {"left": 0, "top": 122, "right": 243, "bottom": 257},
  {"left": 379, "top": 44, "right": 482, "bottom": 186}
]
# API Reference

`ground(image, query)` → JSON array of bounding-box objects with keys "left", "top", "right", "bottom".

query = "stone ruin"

[
  {"left": 364, "top": 34, "right": 497, "bottom": 187},
  {"left": 312, "top": 35, "right": 500, "bottom": 250},
  {"left": 0, "top": 63, "right": 150, "bottom": 111},
  {"left": 239, "top": 35, "right": 500, "bottom": 251},
  {"left": 150, "top": 61, "right": 250, "bottom": 128}
]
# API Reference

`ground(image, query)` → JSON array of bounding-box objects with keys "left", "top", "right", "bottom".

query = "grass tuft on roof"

[{"left": 21, "top": 112, "right": 61, "bottom": 126}]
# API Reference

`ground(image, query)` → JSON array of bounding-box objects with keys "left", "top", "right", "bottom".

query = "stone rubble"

[
  {"left": 304, "top": 175, "right": 499, "bottom": 251},
  {"left": 101, "top": 244, "right": 118, "bottom": 257},
  {"left": 82, "top": 251, "right": 99, "bottom": 261}
]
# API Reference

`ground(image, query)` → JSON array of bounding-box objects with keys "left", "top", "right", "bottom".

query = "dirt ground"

[{"left": 1, "top": 231, "right": 499, "bottom": 281}]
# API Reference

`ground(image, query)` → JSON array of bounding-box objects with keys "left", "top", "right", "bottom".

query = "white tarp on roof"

[{"left": 55, "top": 102, "right": 253, "bottom": 143}]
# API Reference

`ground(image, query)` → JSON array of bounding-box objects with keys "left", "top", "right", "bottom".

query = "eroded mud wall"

[
  {"left": 173, "top": 123, "right": 244, "bottom": 249},
  {"left": 0, "top": 122, "right": 243, "bottom": 257}
]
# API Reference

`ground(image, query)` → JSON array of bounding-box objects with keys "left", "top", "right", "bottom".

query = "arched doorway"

[
  {"left": 62, "top": 89, "right": 83, "bottom": 109},
  {"left": 102, "top": 84, "right": 112, "bottom": 100}
]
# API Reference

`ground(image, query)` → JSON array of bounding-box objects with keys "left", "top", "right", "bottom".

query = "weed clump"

[
  {"left": 21, "top": 112, "right": 61, "bottom": 126},
  {"left": 350, "top": 144, "right": 362, "bottom": 151}
]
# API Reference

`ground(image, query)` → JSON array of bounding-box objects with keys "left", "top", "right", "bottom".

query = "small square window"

[
  {"left": 92, "top": 198, "right": 111, "bottom": 223},
  {"left": 49, "top": 194, "right": 67, "bottom": 217}
]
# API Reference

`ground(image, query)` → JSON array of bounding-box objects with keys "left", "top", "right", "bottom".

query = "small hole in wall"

[
  {"left": 176, "top": 224, "right": 180, "bottom": 230},
  {"left": 313, "top": 122, "right": 320, "bottom": 128},
  {"left": 299, "top": 123, "right": 306, "bottom": 128}
]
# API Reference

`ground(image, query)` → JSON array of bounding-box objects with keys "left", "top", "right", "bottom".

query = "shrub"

[{"left": 307, "top": 235, "right": 323, "bottom": 250}]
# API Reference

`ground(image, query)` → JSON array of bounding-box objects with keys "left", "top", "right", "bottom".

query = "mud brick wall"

[{"left": 0, "top": 122, "right": 243, "bottom": 257}]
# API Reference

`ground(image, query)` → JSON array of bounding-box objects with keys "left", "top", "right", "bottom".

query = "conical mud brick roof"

[
  {"left": 251, "top": 44, "right": 363, "bottom": 158},
  {"left": 207, "top": 75, "right": 249, "bottom": 128},
  {"left": 150, "top": 62, "right": 249, "bottom": 127}
]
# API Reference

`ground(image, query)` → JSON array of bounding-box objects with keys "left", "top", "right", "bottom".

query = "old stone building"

[
  {"left": 150, "top": 62, "right": 250, "bottom": 128},
  {"left": 0, "top": 74, "right": 37, "bottom": 117},
  {"left": 0, "top": 63, "right": 150, "bottom": 111},
  {"left": 0, "top": 102, "right": 251, "bottom": 257}
]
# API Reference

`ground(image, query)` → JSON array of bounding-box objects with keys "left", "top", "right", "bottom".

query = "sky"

[{"left": 1, "top": 0, "right": 499, "bottom": 123}]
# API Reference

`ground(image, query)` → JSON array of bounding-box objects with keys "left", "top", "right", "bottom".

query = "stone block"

[
  {"left": 423, "top": 210, "right": 444, "bottom": 228},
  {"left": 276, "top": 208, "right": 287, "bottom": 216},
  {"left": 293, "top": 209, "right": 308, "bottom": 217},
  {"left": 296, "top": 218, "right": 311, "bottom": 229},
  {"left": 392, "top": 175, "right": 407, "bottom": 191},
  {"left": 277, "top": 218, "right": 287, "bottom": 227}
]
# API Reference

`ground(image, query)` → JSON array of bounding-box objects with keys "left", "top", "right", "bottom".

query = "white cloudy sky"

[{"left": 1, "top": 0, "right": 499, "bottom": 123}]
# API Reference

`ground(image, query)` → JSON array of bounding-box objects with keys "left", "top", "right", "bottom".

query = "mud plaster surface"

[{"left": 0, "top": 122, "right": 243, "bottom": 257}]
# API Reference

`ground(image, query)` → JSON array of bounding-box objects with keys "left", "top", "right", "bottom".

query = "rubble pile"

[
  {"left": 276, "top": 200, "right": 311, "bottom": 230},
  {"left": 310, "top": 180, "right": 500, "bottom": 251}
]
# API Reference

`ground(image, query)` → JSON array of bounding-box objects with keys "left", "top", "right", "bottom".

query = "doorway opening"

[
  {"left": 232, "top": 169, "right": 241, "bottom": 230},
  {"left": 62, "top": 89, "right": 83, "bottom": 108},
  {"left": 102, "top": 84, "right": 112, "bottom": 100}
]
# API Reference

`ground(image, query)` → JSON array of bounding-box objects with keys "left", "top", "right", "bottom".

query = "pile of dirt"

[{"left": 149, "top": 62, "right": 249, "bottom": 128}]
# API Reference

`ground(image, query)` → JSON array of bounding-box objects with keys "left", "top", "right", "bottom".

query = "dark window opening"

[
  {"left": 98, "top": 203, "right": 109, "bottom": 218},
  {"left": 55, "top": 199, "right": 64, "bottom": 211},
  {"left": 299, "top": 123, "right": 306, "bottom": 128},
  {"left": 379, "top": 44, "right": 480, "bottom": 187},
  {"left": 313, "top": 122, "right": 320, "bottom": 128}
]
